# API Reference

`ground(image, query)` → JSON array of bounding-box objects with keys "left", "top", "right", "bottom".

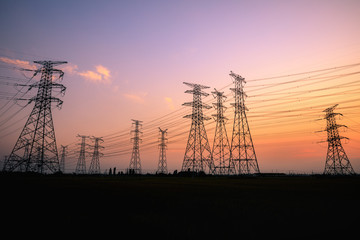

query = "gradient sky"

[{"left": 1, "top": 0, "right": 360, "bottom": 173}]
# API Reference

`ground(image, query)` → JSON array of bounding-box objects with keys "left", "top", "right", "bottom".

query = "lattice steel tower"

[
  {"left": 181, "top": 82, "right": 214, "bottom": 173},
  {"left": 75, "top": 135, "right": 89, "bottom": 174},
  {"left": 129, "top": 119, "right": 142, "bottom": 174},
  {"left": 212, "top": 89, "right": 235, "bottom": 175},
  {"left": 229, "top": 71, "right": 260, "bottom": 174},
  {"left": 3, "top": 61, "right": 67, "bottom": 173},
  {"left": 157, "top": 128, "right": 168, "bottom": 174},
  {"left": 323, "top": 104, "right": 355, "bottom": 175},
  {"left": 88, "top": 137, "right": 104, "bottom": 174},
  {"left": 60, "top": 145, "right": 68, "bottom": 173}
]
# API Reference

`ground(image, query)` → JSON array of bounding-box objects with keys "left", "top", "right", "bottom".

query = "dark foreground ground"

[{"left": 1, "top": 173, "right": 359, "bottom": 239}]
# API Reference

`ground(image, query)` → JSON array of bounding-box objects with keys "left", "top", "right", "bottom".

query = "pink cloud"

[
  {"left": 78, "top": 70, "right": 103, "bottom": 82},
  {"left": 78, "top": 65, "right": 111, "bottom": 84},
  {"left": 0, "top": 56, "right": 37, "bottom": 70},
  {"left": 96, "top": 65, "right": 111, "bottom": 79},
  {"left": 60, "top": 63, "right": 78, "bottom": 74},
  {"left": 164, "top": 97, "right": 175, "bottom": 110}
]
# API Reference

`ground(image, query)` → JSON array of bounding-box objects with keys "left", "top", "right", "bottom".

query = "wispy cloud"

[
  {"left": 60, "top": 63, "right": 78, "bottom": 75},
  {"left": 96, "top": 65, "right": 110, "bottom": 79},
  {"left": 164, "top": 97, "right": 175, "bottom": 110},
  {"left": 0, "top": 56, "right": 37, "bottom": 70},
  {"left": 123, "top": 92, "right": 148, "bottom": 104},
  {"left": 78, "top": 70, "right": 103, "bottom": 82},
  {"left": 78, "top": 65, "right": 111, "bottom": 84}
]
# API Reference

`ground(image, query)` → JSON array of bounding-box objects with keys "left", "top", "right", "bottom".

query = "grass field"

[{"left": 1, "top": 173, "right": 359, "bottom": 238}]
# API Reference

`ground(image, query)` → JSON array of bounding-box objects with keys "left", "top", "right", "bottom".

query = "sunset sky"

[{"left": 1, "top": 0, "right": 360, "bottom": 173}]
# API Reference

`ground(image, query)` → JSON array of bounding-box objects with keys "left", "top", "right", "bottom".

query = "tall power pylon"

[
  {"left": 157, "top": 128, "right": 168, "bottom": 174},
  {"left": 129, "top": 119, "right": 142, "bottom": 174},
  {"left": 75, "top": 135, "right": 89, "bottom": 174},
  {"left": 322, "top": 104, "right": 355, "bottom": 175},
  {"left": 88, "top": 137, "right": 104, "bottom": 174},
  {"left": 212, "top": 89, "right": 235, "bottom": 175},
  {"left": 229, "top": 71, "right": 260, "bottom": 174},
  {"left": 181, "top": 82, "right": 214, "bottom": 174},
  {"left": 60, "top": 145, "right": 68, "bottom": 173},
  {"left": 3, "top": 61, "right": 67, "bottom": 173}
]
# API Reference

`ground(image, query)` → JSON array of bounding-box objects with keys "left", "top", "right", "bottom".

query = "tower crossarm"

[
  {"left": 52, "top": 83, "right": 67, "bottom": 94},
  {"left": 229, "top": 71, "right": 246, "bottom": 84},
  {"left": 184, "top": 89, "right": 209, "bottom": 97},
  {"left": 182, "top": 101, "right": 212, "bottom": 109},
  {"left": 327, "top": 135, "right": 349, "bottom": 142},
  {"left": 212, "top": 113, "right": 228, "bottom": 121},
  {"left": 325, "top": 112, "right": 342, "bottom": 119},
  {"left": 183, "top": 82, "right": 210, "bottom": 89},
  {"left": 34, "top": 60, "right": 68, "bottom": 66},
  {"left": 183, "top": 114, "right": 211, "bottom": 120},
  {"left": 212, "top": 102, "right": 227, "bottom": 110},
  {"left": 230, "top": 87, "right": 247, "bottom": 97},
  {"left": 325, "top": 124, "right": 348, "bottom": 131},
  {"left": 323, "top": 104, "right": 339, "bottom": 113}
]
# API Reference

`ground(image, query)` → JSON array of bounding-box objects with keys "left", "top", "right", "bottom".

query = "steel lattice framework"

[
  {"left": 212, "top": 89, "right": 235, "bottom": 175},
  {"left": 75, "top": 135, "right": 89, "bottom": 174},
  {"left": 129, "top": 119, "right": 142, "bottom": 174},
  {"left": 181, "top": 82, "right": 214, "bottom": 173},
  {"left": 323, "top": 104, "right": 355, "bottom": 175},
  {"left": 156, "top": 128, "right": 168, "bottom": 174},
  {"left": 88, "top": 137, "right": 104, "bottom": 174},
  {"left": 229, "top": 71, "right": 260, "bottom": 174},
  {"left": 60, "top": 145, "right": 68, "bottom": 173},
  {"left": 3, "top": 61, "right": 67, "bottom": 173}
]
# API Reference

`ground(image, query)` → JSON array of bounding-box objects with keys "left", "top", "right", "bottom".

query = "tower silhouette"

[
  {"left": 60, "top": 145, "right": 68, "bottom": 173},
  {"left": 129, "top": 119, "right": 142, "bottom": 174},
  {"left": 229, "top": 71, "right": 260, "bottom": 174},
  {"left": 3, "top": 61, "right": 67, "bottom": 173},
  {"left": 157, "top": 128, "right": 168, "bottom": 174},
  {"left": 323, "top": 104, "right": 355, "bottom": 175},
  {"left": 75, "top": 135, "right": 89, "bottom": 174},
  {"left": 88, "top": 137, "right": 104, "bottom": 174},
  {"left": 211, "top": 89, "right": 235, "bottom": 175},
  {"left": 19, "top": 140, "right": 30, "bottom": 172},
  {"left": 181, "top": 82, "right": 214, "bottom": 174}
]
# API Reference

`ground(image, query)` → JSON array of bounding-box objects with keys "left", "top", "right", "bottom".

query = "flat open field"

[{"left": 1, "top": 173, "right": 359, "bottom": 238}]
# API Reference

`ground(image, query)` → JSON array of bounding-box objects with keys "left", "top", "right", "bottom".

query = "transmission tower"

[
  {"left": 181, "top": 82, "right": 214, "bottom": 174},
  {"left": 75, "top": 135, "right": 90, "bottom": 174},
  {"left": 60, "top": 145, "right": 68, "bottom": 173},
  {"left": 88, "top": 137, "right": 104, "bottom": 174},
  {"left": 229, "top": 71, "right": 260, "bottom": 174},
  {"left": 212, "top": 89, "right": 235, "bottom": 175},
  {"left": 18, "top": 140, "right": 30, "bottom": 172},
  {"left": 322, "top": 104, "right": 355, "bottom": 175},
  {"left": 3, "top": 61, "right": 67, "bottom": 173},
  {"left": 129, "top": 119, "right": 142, "bottom": 174},
  {"left": 157, "top": 128, "right": 168, "bottom": 174}
]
